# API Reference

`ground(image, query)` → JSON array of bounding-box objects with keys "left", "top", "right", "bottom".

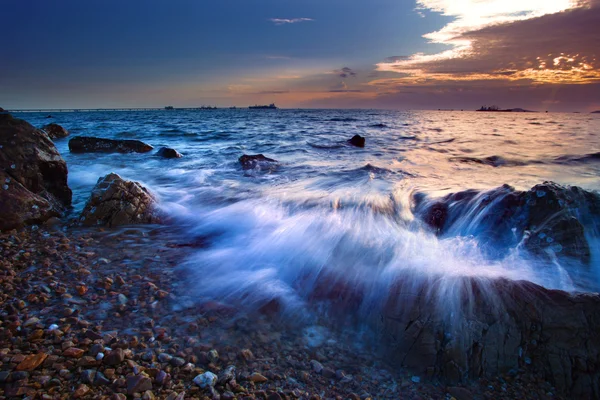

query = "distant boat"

[
  {"left": 164, "top": 106, "right": 175, "bottom": 110},
  {"left": 249, "top": 103, "right": 278, "bottom": 110},
  {"left": 476, "top": 106, "right": 534, "bottom": 112}
]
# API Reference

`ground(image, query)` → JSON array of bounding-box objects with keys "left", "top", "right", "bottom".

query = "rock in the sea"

[
  {"left": 41, "top": 123, "right": 69, "bottom": 139},
  {"left": 239, "top": 154, "right": 278, "bottom": 170},
  {"left": 69, "top": 136, "right": 153, "bottom": 153},
  {"left": 415, "top": 182, "right": 598, "bottom": 264},
  {"left": 348, "top": 134, "right": 365, "bottom": 147},
  {"left": 157, "top": 147, "right": 183, "bottom": 158},
  {"left": 80, "top": 173, "right": 161, "bottom": 227},
  {"left": 0, "top": 113, "right": 72, "bottom": 230}
]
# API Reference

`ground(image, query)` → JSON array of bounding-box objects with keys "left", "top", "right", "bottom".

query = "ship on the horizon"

[
  {"left": 477, "top": 105, "right": 534, "bottom": 112},
  {"left": 249, "top": 103, "right": 278, "bottom": 110},
  {"left": 164, "top": 106, "right": 175, "bottom": 110}
]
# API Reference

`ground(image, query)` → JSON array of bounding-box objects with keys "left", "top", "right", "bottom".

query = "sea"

[{"left": 20, "top": 109, "right": 600, "bottom": 319}]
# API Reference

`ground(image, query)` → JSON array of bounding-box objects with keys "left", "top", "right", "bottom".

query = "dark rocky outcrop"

[
  {"left": 69, "top": 136, "right": 153, "bottom": 154},
  {"left": 239, "top": 154, "right": 278, "bottom": 170},
  {"left": 80, "top": 173, "right": 161, "bottom": 227},
  {"left": 348, "top": 134, "right": 365, "bottom": 147},
  {"left": 415, "top": 182, "right": 599, "bottom": 264},
  {"left": 379, "top": 278, "right": 600, "bottom": 399},
  {"left": 0, "top": 113, "right": 72, "bottom": 230},
  {"left": 157, "top": 147, "right": 183, "bottom": 158},
  {"left": 41, "top": 123, "right": 69, "bottom": 140}
]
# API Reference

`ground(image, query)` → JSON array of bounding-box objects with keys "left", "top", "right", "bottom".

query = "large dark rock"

[
  {"left": 239, "top": 154, "right": 278, "bottom": 170},
  {"left": 379, "top": 278, "right": 600, "bottom": 399},
  {"left": 0, "top": 113, "right": 72, "bottom": 230},
  {"left": 157, "top": 147, "right": 183, "bottom": 159},
  {"left": 69, "top": 136, "right": 153, "bottom": 154},
  {"left": 348, "top": 134, "right": 365, "bottom": 147},
  {"left": 80, "top": 173, "right": 161, "bottom": 227},
  {"left": 415, "top": 182, "right": 598, "bottom": 264},
  {"left": 41, "top": 123, "right": 69, "bottom": 140}
]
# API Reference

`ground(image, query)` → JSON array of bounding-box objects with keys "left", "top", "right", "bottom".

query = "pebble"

[
  {"left": 193, "top": 371, "right": 218, "bottom": 388},
  {"left": 127, "top": 374, "right": 153, "bottom": 395},
  {"left": 248, "top": 372, "right": 269, "bottom": 383},
  {"left": 310, "top": 360, "right": 324, "bottom": 374}
]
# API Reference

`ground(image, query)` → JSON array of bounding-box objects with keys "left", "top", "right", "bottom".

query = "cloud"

[
  {"left": 269, "top": 18, "right": 314, "bottom": 25},
  {"left": 334, "top": 67, "right": 357, "bottom": 78},
  {"left": 377, "top": 0, "right": 600, "bottom": 85}
]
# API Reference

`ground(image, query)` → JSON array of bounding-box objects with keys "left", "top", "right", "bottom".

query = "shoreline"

[{"left": 0, "top": 223, "right": 567, "bottom": 399}]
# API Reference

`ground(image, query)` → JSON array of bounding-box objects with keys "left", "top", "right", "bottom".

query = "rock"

[
  {"left": 73, "top": 384, "right": 90, "bottom": 398},
  {"left": 239, "top": 154, "right": 278, "bottom": 170},
  {"left": 41, "top": 123, "right": 69, "bottom": 139},
  {"left": 104, "top": 348, "right": 125, "bottom": 365},
  {"left": 310, "top": 360, "right": 323, "bottom": 374},
  {"left": 127, "top": 375, "right": 152, "bottom": 394},
  {"left": 379, "top": 277, "right": 600, "bottom": 399},
  {"left": 247, "top": 372, "right": 268, "bottom": 383},
  {"left": 348, "top": 134, "right": 365, "bottom": 147},
  {"left": 81, "top": 369, "right": 96, "bottom": 384},
  {"left": 69, "top": 136, "right": 153, "bottom": 153},
  {"left": 193, "top": 371, "right": 217, "bottom": 388},
  {"left": 415, "top": 182, "right": 598, "bottom": 264},
  {"left": 218, "top": 365, "right": 236, "bottom": 385},
  {"left": 157, "top": 352, "right": 172, "bottom": 363},
  {"left": 0, "top": 113, "right": 72, "bottom": 230},
  {"left": 170, "top": 356, "right": 186, "bottom": 367},
  {"left": 80, "top": 173, "right": 162, "bottom": 227},
  {"left": 157, "top": 147, "right": 183, "bottom": 158},
  {"left": 15, "top": 353, "right": 48, "bottom": 371},
  {"left": 448, "top": 386, "right": 473, "bottom": 400},
  {"left": 94, "top": 371, "right": 111, "bottom": 386},
  {"left": 63, "top": 347, "right": 84, "bottom": 358}
]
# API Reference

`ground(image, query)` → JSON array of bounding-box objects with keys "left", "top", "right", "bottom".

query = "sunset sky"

[{"left": 2, "top": 0, "right": 599, "bottom": 111}]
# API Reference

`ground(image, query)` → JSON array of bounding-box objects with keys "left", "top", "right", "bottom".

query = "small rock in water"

[
  {"left": 157, "top": 147, "right": 183, "bottom": 158},
  {"left": 411, "top": 375, "right": 421, "bottom": 383},
  {"left": 348, "top": 134, "right": 366, "bottom": 147},
  {"left": 193, "top": 371, "right": 217, "bottom": 388}
]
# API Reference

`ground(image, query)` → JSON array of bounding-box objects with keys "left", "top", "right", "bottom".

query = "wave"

[
  {"left": 449, "top": 155, "right": 533, "bottom": 167},
  {"left": 555, "top": 152, "right": 600, "bottom": 164}
]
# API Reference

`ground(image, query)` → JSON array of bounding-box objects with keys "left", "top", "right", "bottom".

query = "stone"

[
  {"left": 310, "top": 360, "right": 323, "bottom": 374},
  {"left": 239, "top": 154, "right": 278, "bottom": 170},
  {"left": 0, "top": 113, "right": 72, "bottom": 230},
  {"left": 73, "top": 384, "right": 90, "bottom": 398},
  {"left": 157, "top": 147, "right": 183, "bottom": 158},
  {"left": 41, "top": 123, "right": 69, "bottom": 139},
  {"left": 218, "top": 365, "right": 236, "bottom": 385},
  {"left": 63, "top": 347, "right": 84, "bottom": 358},
  {"left": 127, "top": 374, "right": 152, "bottom": 394},
  {"left": 68, "top": 136, "right": 153, "bottom": 153},
  {"left": 15, "top": 353, "right": 48, "bottom": 371},
  {"left": 104, "top": 348, "right": 125, "bottom": 365},
  {"left": 193, "top": 371, "right": 217, "bottom": 388},
  {"left": 81, "top": 369, "right": 96, "bottom": 384},
  {"left": 80, "top": 173, "right": 162, "bottom": 227},
  {"left": 348, "top": 134, "right": 365, "bottom": 147},
  {"left": 94, "top": 371, "right": 111, "bottom": 386},
  {"left": 448, "top": 386, "right": 473, "bottom": 400},
  {"left": 247, "top": 372, "right": 268, "bottom": 383}
]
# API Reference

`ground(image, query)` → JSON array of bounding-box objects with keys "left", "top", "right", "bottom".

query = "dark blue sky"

[{"left": 1, "top": 0, "right": 598, "bottom": 110}]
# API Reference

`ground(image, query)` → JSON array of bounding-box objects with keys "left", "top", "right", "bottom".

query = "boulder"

[
  {"left": 69, "top": 136, "right": 153, "bottom": 154},
  {"left": 0, "top": 113, "right": 72, "bottom": 230},
  {"left": 348, "top": 134, "right": 365, "bottom": 147},
  {"left": 239, "top": 154, "right": 278, "bottom": 170},
  {"left": 157, "top": 147, "right": 183, "bottom": 158},
  {"left": 415, "top": 182, "right": 598, "bottom": 264},
  {"left": 80, "top": 173, "right": 161, "bottom": 227},
  {"left": 379, "top": 278, "right": 600, "bottom": 399},
  {"left": 41, "top": 123, "right": 69, "bottom": 139}
]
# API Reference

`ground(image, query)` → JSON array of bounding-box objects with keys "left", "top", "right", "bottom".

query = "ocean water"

[{"left": 21, "top": 109, "right": 600, "bottom": 320}]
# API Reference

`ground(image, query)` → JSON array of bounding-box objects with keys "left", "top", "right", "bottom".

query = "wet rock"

[
  {"left": 80, "top": 173, "right": 162, "bottom": 227},
  {"left": 127, "top": 374, "right": 153, "bottom": 394},
  {"left": 15, "top": 352, "right": 48, "bottom": 371},
  {"left": 239, "top": 154, "right": 278, "bottom": 170},
  {"left": 81, "top": 369, "right": 96, "bottom": 384},
  {"left": 218, "top": 365, "right": 236, "bottom": 385},
  {"left": 104, "top": 348, "right": 125, "bottom": 365},
  {"left": 0, "top": 113, "right": 72, "bottom": 230},
  {"left": 310, "top": 360, "right": 323, "bottom": 374},
  {"left": 41, "top": 123, "right": 69, "bottom": 139},
  {"left": 247, "top": 372, "right": 268, "bottom": 383},
  {"left": 69, "top": 136, "right": 153, "bottom": 153},
  {"left": 94, "top": 371, "right": 111, "bottom": 386},
  {"left": 348, "top": 134, "right": 365, "bottom": 147},
  {"left": 415, "top": 182, "right": 598, "bottom": 264},
  {"left": 157, "top": 147, "right": 183, "bottom": 158},
  {"left": 73, "top": 384, "right": 90, "bottom": 398},
  {"left": 194, "top": 371, "right": 217, "bottom": 388},
  {"left": 63, "top": 347, "right": 84, "bottom": 358}
]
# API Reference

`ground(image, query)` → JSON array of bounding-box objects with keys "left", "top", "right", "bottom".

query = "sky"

[{"left": 1, "top": 0, "right": 599, "bottom": 111}]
